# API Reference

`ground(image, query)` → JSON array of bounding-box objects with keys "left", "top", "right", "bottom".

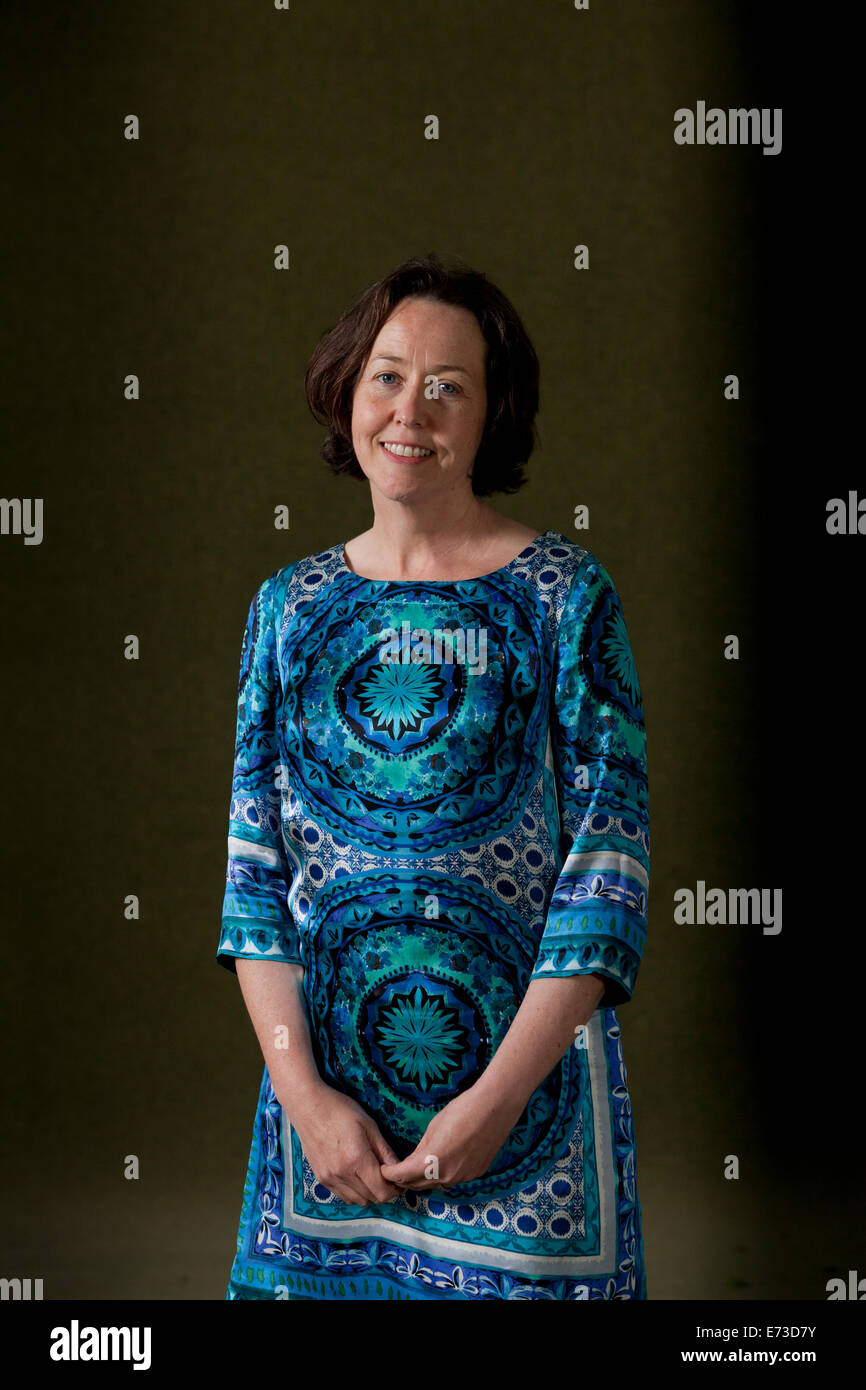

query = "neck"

[{"left": 366, "top": 489, "right": 496, "bottom": 569}]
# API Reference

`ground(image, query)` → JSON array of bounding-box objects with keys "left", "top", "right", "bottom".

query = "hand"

[
  {"left": 379, "top": 1085, "right": 517, "bottom": 1192},
  {"left": 286, "top": 1082, "right": 403, "bottom": 1206}
]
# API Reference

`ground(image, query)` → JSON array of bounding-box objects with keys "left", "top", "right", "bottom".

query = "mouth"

[{"left": 379, "top": 441, "right": 435, "bottom": 460}]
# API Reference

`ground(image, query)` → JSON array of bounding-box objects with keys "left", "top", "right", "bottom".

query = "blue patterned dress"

[{"left": 217, "top": 530, "right": 649, "bottom": 1300}]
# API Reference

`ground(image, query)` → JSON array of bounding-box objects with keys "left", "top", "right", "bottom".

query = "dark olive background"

[{"left": 1, "top": 1, "right": 859, "bottom": 1301}]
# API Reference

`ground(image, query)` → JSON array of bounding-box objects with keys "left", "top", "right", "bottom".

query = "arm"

[
  {"left": 217, "top": 573, "right": 400, "bottom": 1206},
  {"left": 235, "top": 958, "right": 403, "bottom": 1206},
  {"left": 235, "top": 959, "right": 321, "bottom": 1119},
  {"left": 470, "top": 972, "right": 605, "bottom": 1128}
]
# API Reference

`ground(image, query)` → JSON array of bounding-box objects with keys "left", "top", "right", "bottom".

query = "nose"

[{"left": 394, "top": 375, "right": 431, "bottom": 424}]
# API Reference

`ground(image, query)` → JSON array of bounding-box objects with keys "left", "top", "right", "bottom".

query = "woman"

[{"left": 217, "top": 253, "right": 650, "bottom": 1300}]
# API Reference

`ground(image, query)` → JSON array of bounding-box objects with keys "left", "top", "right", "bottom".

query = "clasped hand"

[
  {"left": 381, "top": 1085, "right": 515, "bottom": 1193},
  {"left": 289, "top": 1081, "right": 516, "bottom": 1207}
]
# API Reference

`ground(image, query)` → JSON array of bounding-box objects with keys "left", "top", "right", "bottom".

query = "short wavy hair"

[{"left": 304, "top": 252, "right": 539, "bottom": 496}]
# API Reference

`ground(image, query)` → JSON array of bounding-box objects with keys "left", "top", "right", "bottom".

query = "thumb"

[{"left": 380, "top": 1148, "right": 424, "bottom": 1184}]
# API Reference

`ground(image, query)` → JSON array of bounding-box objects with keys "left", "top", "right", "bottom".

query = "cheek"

[
  {"left": 354, "top": 401, "right": 383, "bottom": 441},
  {"left": 351, "top": 419, "right": 375, "bottom": 456}
]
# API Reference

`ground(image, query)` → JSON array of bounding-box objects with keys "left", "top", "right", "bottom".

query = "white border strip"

[
  {"left": 228, "top": 835, "right": 281, "bottom": 868},
  {"left": 562, "top": 850, "right": 648, "bottom": 890}
]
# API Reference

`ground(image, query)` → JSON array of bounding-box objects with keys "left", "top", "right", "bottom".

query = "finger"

[
  {"left": 378, "top": 1163, "right": 406, "bottom": 1184},
  {"left": 357, "top": 1159, "right": 401, "bottom": 1205},
  {"left": 380, "top": 1156, "right": 424, "bottom": 1186},
  {"left": 365, "top": 1124, "right": 401, "bottom": 1168},
  {"left": 324, "top": 1175, "right": 370, "bottom": 1207},
  {"left": 325, "top": 1158, "right": 388, "bottom": 1208}
]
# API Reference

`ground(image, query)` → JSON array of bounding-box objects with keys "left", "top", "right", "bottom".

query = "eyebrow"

[{"left": 370, "top": 354, "right": 473, "bottom": 377}]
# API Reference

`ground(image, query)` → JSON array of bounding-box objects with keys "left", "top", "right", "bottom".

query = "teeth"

[{"left": 382, "top": 442, "right": 433, "bottom": 458}]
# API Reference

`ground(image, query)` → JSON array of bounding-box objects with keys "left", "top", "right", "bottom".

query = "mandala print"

[
  {"left": 301, "top": 869, "right": 585, "bottom": 1186},
  {"left": 357, "top": 662, "right": 444, "bottom": 739},
  {"left": 369, "top": 982, "right": 468, "bottom": 1089},
  {"left": 278, "top": 577, "right": 549, "bottom": 851},
  {"left": 338, "top": 649, "right": 457, "bottom": 750}
]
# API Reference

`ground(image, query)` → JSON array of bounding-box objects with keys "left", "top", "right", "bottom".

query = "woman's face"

[{"left": 350, "top": 296, "right": 488, "bottom": 506}]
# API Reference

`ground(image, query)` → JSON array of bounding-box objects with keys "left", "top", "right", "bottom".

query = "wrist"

[
  {"left": 468, "top": 1068, "right": 528, "bottom": 1133},
  {"left": 274, "top": 1068, "right": 328, "bottom": 1124}
]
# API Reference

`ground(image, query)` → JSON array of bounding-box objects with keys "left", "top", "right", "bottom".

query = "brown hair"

[{"left": 304, "top": 252, "right": 540, "bottom": 496}]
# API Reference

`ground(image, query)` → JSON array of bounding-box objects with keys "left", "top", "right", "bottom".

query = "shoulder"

[
  {"left": 514, "top": 531, "right": 613, "bottom": 614},
  {"left": 246, "top": 541, "right": 348, "bottom": 628},
  {"left": 518, "top": 534, "right": 636, "bottom": 666}
]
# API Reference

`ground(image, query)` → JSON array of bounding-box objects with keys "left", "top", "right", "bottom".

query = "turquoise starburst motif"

[
  {"left": 374, "top": 985, "right": 466, "bottom": 1090},
  {"left": 602, "top": 608, "right": 641, "bottom": 706},
  {"left": 356, "top": 661, "right": 444, "bottom": 739}
]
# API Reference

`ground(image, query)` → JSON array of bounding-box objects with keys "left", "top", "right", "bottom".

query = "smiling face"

[{"left": 350, "top": 296, "right": 489, "bottom": 506}]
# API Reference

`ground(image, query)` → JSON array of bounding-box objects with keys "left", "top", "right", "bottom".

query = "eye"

[{"left": 372, "top": 371, "right": 460, "bottom": 396}]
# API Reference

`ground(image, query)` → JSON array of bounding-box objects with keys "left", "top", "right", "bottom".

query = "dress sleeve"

[
  {"left": 216, "top": 571, "right": 301, "bottom": 973},
  {"left": 531, "top": 557, "right": 649, "bottom": 1007}
]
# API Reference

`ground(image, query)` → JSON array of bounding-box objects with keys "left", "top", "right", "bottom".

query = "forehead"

[{"left": 370, "top": 299, "right": 486, "bottom": 367}]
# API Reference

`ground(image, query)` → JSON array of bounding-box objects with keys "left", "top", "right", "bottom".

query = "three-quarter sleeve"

[
  {"left": 216, "top": 569, "right": 301, "bottom": 973},
  {"left": 531, "top": 557, "right": 649, "bottom": 1007}
]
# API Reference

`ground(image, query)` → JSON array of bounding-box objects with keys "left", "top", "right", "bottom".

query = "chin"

[
  {"left": 377, "top": 482, "right": 428, "bottom": 505},
  {"left": 366, "top": 466, "right": 432, "bottom": 503}
]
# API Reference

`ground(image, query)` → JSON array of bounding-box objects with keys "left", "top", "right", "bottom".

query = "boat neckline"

[{"left": 336, "top": 529, "right": 559, "bottom": 584}]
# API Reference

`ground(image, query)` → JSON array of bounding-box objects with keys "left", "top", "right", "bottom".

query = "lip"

[{"left": 379, "top": 440, "right": 435, "bottom": 460}]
